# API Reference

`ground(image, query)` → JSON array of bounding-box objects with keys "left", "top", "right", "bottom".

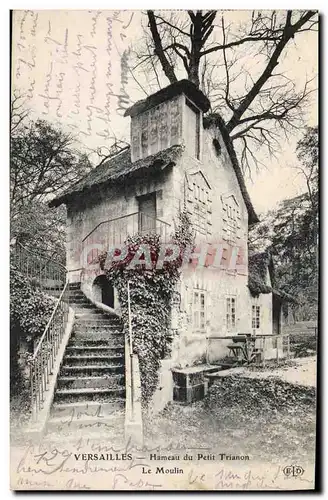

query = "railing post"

[
  {"left": 262, "top": 337, "right": 266, "bottom": 367},
  {"left": 276, "top": 335, "right": 279, "bottom": 365},
  {"left": 127, "top": 281, "right": 134, "bottom": 419},
  {"left": 205, "top": 336, "right": 209, "bottom": 365}
]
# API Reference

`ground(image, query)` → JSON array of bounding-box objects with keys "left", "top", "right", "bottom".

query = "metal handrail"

[
  {"left": 82, "top": 212, "right": 171, "bottom": 243},
  {"left": 30, "top": 276, "right": 70, "bottom": 421},
  {"left": 11, "top": 241, "right": 66, "bottom": 289},
  {"left": 207, "top": 333, "right": 290, "bottom": 340},
  {"left": 12, "top": 241, "right": 66, "bottom": 270},
  {"left": 33, "top": 279, "right": 68, "bottom": 359},
  {"left": 206, "top": 333, "right": 291, "bottom": 366}
]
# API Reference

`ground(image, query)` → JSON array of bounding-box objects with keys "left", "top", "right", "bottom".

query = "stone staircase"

[{"left": 45, "top": 283, "right": 126, "bottom": 441}]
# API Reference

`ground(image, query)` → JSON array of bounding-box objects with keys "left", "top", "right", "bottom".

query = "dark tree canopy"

[
  {"left": 10, "top": 106, "right": 92, "bottom": 260},
  {"left": 249, "top": 126, "right": 318, "bottom": 321}
]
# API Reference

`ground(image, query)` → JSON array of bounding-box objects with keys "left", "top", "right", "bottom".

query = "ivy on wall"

[{"left": 101, "top": 210, "right": 194, "bottom": 405}]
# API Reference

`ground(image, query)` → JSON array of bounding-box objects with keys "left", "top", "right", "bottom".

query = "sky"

[{"left": 11, "top": 9, "right": 318, "bottom": 215}]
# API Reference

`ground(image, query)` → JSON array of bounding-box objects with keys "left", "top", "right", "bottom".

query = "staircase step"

[
  {"left": 60, "top": 364, "right": 124, "bottom": 375},
  {"left": 57, "top": 375, "right": 125, "bottom": 390},
  {"left": 74, "top": 319, "right": 122, "bottom": 326},
  {"left": 54, "top": 386, "right": 125, "bottom": 403},
  {"left": 64, "top": 354, "right": 123, "bottom": 360},
  {"left": 73, "top": 323, "right": 123, "bottom": 330},
  {"left": 66, "top": 346, "right": 124, "bottom": 355},
  {"left": 74, "top": 312, "right": 115, "bottom": 319},
  {"left": 68, "top": 338, "right": 123, "bottom": 347},
  {"left": 73, "top": 304, "right": 97, "bottom": 310},
  {"left": 73, "top": 328, "right": 123, "bottom": 336},
  {"left": 69, "top": 282, "right": 81, "bottom": 290},
  {"left": 64, "top": 355, "right": 123, "bottom": 367},
  {"left": 74, "top": 314, "right": 121, "bottom": 320},
  {"left": 72, "top": 334, "right": 123, "bottom": 343}
]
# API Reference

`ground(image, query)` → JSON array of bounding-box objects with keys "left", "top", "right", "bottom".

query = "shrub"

[{"left": 10, "top": 262, "right": 55, "bottom": 396}]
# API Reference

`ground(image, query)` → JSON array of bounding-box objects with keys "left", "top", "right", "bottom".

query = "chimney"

[{"left": 124, "top": 80, "right": 210, "bottom": 163}]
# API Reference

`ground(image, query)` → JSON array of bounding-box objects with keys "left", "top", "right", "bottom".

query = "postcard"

[{"left": 10, "top": 9, "right": 318, "bottom": 491}]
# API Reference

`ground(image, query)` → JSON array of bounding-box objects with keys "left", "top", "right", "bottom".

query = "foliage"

[
  {"left": 205, "top": 375, "right": 315, "bottom": 415},
  {"left": 132, "top": 10, "right": 318, "bottom": 173},
  {"left": 11, "top": 200, "right": 67, "bottom": 264},
  {"left": 248, "top": 127, "right": 318, "bottom": 320},
  {"left": 102, "top": 210, "right": 194, "bottom": 405},
  {"left": 11, "top": 118, "right": 92, "bottom": 207},
  {"left": 10, "top": 262, "right": 55, "bottom": 344},
  {"left": 289, "top": 331, "right": 317, "bottom": 358}
]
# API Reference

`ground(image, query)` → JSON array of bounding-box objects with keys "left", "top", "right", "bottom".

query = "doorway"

[{"left": 92, "top": 275, "right": 115, "bottom": 308}]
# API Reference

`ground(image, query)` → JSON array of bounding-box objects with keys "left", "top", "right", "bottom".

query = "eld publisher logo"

[{"left": 283, "top": 465, "right": 304, "bottom": 478}]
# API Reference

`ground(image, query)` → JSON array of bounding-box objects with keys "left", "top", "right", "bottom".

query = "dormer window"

[
  {"left": 185, "top": 98, "right": 200, "bottom": 159},
  {"left": 222, "top": 194, "right": 241, "bottom": 245},
  {"left": 186, "top": 171, "right": 212, "bottom": 237}
]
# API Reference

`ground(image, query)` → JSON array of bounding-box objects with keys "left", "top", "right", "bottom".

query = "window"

[
  {"left": 138, "top": 192, "right": 157, "bottom": 233},
  {"left": 193, "top": 183, "right": 207, "bottom": 204},
  {"left": 193, "top": 290, "right": 206, "bottom": 332},
  {"left": 225, "top": 203, "right": 239, "bottom": 243},
  {"left": 185, "top": 99, "right": 200, "bottom": 159},
  {"left": 252, "top": 305, "right": 261, "bottom": 330},
  {"left": 226, "top": 297, "right": 236, "bottom": 331}
]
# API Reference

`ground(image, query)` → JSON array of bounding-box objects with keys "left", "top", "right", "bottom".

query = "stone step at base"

[
  {"left": 57, "top": 374, "right": 125, "bottom": 390},
  {"left": 50, "top": 400, "right": 125, "bottom": 420},
  {"left": 54, "top": 386, "right": 125, "bottom": 403},
  {"left": 45, "top": 411, "right": 125, "bottom": 434}
]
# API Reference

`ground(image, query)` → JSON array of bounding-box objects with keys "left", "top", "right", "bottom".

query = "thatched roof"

[
  {"left": 124, "top": 79, "right": 211, "bottom": 117},
  {"left": 248, "top": 252, "right": 272, "bottom": 296},
  {"left": 248, "top": 251, "right": 297, "bottom": 303},
  {"left": 49, "top": 145, "right": 183, "bottom": 208},
  {"left": 203, "top": 113, "right": 259, "bottom": 225}
]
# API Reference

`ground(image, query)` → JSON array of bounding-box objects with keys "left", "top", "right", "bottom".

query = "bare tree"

[
  {"left": 131, "top": 10, "right": 318, "bottom": 173},
  {"left": 11, "top": 88, "right": 30, "bottom": 135}
]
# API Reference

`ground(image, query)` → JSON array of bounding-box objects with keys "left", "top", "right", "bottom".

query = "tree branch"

[
  {"left": 226, "top": 10, "right": 317, "bottom": 132},
  {"left": 147, "top": 11, "right": 178, "bottom": 84}
]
